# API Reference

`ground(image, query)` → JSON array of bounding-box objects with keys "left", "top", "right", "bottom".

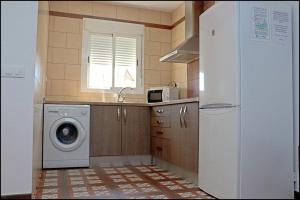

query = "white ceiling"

[{"left": 101, "top": 1, "right": 184, "bottom": 12}]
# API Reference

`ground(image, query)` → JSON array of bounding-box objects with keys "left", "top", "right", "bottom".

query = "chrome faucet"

[{"left": 117, "top": 87, "right": 133, "bottom": 103}]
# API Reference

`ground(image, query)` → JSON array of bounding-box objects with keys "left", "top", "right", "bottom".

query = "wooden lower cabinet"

[
  {"left": 121, "top": 106, "right": 150, "bottom": 155},
  {"left": 151, "top": 102, "right": 199, "bottom": 173},
  {"left": 178, "top": 103, "right": 199, "bottom": 172},
  {"left": 90, "top": 105, "right": 150, "bottom": 156},
  {"left": 151, "top": 137, "right": 170, "bottom": 161},
  {"left": 91, "top": 102, "right": 198, "bottom": 172},
  {"left": 90, "top": 105, "right": 122, "bottom": 156}
]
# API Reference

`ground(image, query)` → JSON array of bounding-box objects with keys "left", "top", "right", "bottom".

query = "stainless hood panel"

[
  {"left": 159, "top": 35, "right": 199, "bottom": 63},
  {"left": 160, "top": 1, "right": 202, "bottom": 64}
]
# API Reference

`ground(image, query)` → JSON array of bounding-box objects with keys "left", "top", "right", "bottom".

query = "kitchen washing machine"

[{"left": 43, "top": 104, "right": 90, "bottom": 168}]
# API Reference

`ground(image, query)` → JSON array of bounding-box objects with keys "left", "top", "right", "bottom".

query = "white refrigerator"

[{"left": 198, "top": 1, "right": 294, "bottom": 199}]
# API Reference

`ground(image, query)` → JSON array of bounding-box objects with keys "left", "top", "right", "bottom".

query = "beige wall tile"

[
  {"left": 49, "top": 16, "right": 55, "bottom": 31},
  {"left": 144, "top": 27, "right": 151, "bottom": 41},
  {"left": 64, "top": 96, "right": 90, "bottom": 102},
  {"left": 139, "top": 9, "right": 160, "bottom": 24},
  {"left": 116, "top": 6, "right": 139, "bottom": 21},
  {"left": 160, "top": 71, "right": 171, "bottom": 85},
  {"left": 144, "top": 55, "right": 150, "bottom": 69},
  {"left": 176, "top": 82, "right": 187, "bottom": 98},
  {"left": 160, "top": 62, "right": 171, "bottom": 71},
  {"left": 144, "top": 83, "right": 161, "bottom": 90},
  {"left": 161, "top": 12, "right": 171, "bottom": 25},
  {"left": 49, "top": 1, "right": 69, "bottom": 13},
  {"left": 46, "top": 80, "right": 51, "bottom": 96},
  {"left": 64, "top": 48, "right": 79, "bottom": 64},
  {"left": 65, "top": 64, "right": 80, "bottom": 80},
  {"left": 145, "top": 41, "right": 160, "bottom": 56},
  {"left": 78, "top": 91, "right": 98, "bottom": 97},
  {"left": 64, "top": 80, "right": 79, "bottom": 96},
  {"left": 50, "top": 80, "right": 65, "bottom": 96},
  {"left": 172, "top": 2, "right": 185, "bottom": 24},
  {"left": 51, "top": 47, "right": 65, "bottom": 63},
  {"left": 45, "top": 96, "right": 65, "bottom": 101},
  {"left": 52, "top": 48, "right": 78, "bottom": 64},
  {"left": 160, "top": 29, "right": 172, "bottom": 43},
  {"left": 149, "top": 28, "right": 161, "bottom": 42},
  {"left": 68, "top": 1, "right": 92, "bottom": 15},
  {"left": 149, "top": 28, "right": 172, "bottom": 43},
  {"left": 160, "top": 42, "right": 171, "bottom": 55},
  {"left": 66, "top": 33, "right": 82, "bottom": 49},
  {"left": 92, "top": 2, "right": 117, "bottom": 18},
  {"left": 47, "top": 47, "right": 53, "bottom": 62},
  {"left": 172, "top": 66, "right": 187, "bottom": 83},
  {"left": 145, "top": 70, "right": 160, "bottom": 84},
  {"left": 172, "top": 63, "right": 186, "bottom": 71},
  {"left": 149, "top": 56, "right": 160, "bottom": 70},
  {"left": 54, "top": 16, "right": 81, "bottom": 33},
  {"left": 48, "top": 31, "right": 66, "bottom": 48},
  {"left": 47, "top": 63, "right": 64, "bottom": 79},
  {"left": 172, "top": 21, "right": 185, "bottom": 46}
]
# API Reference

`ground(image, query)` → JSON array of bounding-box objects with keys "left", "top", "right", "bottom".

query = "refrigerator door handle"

[{"left": 200, "top": 103, "right": 235, "bottom": 109}]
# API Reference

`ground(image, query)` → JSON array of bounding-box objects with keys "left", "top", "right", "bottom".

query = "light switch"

[{"left": 1, "top": 64, "right": 25, "bottom": 78}]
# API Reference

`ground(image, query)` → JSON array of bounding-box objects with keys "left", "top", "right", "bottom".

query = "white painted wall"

[
  {"left": 1, "top": 1, "right": 38, "bottom": 196},
  {"left": 290, "top": 1, "right": 299, "bottom": 192}
]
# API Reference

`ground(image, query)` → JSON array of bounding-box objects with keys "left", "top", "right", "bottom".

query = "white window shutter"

[
  {"left": 88, "top": 33, "right": 113, "bottom": 89},
  {"left": 114, "top": 36, "right": 137, "bottom": 88}
]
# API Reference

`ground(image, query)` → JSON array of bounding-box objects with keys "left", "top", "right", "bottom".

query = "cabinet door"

[
  {"left": 151, "top": 136, "right": 170, "bottom": 161},
  {"left": 169, "top": 104, "right": 185, "bottom": 166},
  {"left": 180, "top": 102, "right": 199, "bottom": 172},
  {"left": 121, "top": 106, "right": 150, "bottom": 155},
  {"left": 90, "top": 105, "right": 122, "bottom": 156}
]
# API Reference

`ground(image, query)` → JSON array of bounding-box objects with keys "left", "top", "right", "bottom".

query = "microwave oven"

[{"left": 147, "top": 86, "right": 179, "bottom": 103}]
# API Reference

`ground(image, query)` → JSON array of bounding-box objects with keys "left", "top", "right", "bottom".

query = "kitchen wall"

[
  {"left": 45, "top": 1, "right": 173, "bottom": 103},
  {"left": 171, "top": 3, "right": 187, "bottom": 98},
  {"left": 32, "top": 1, "right": 49, "bottom": 193},
  {"left": 1, "top": 1, "right": 38, "bottom": 196}
]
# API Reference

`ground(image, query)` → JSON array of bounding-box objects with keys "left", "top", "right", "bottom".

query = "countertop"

[{"left": 44, "top": 97, "right": 199, "bottom": 107}]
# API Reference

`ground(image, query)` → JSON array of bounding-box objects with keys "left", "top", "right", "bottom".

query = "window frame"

[{"left": 81, "top": 18, "right": 144, "bottom": 94}]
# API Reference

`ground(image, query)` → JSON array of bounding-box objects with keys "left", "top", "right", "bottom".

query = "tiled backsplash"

[{"left": 45, "top": 1, "right": 175, "bottom": 103}]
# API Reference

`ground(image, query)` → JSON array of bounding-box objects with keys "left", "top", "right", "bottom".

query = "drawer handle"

[
  {"left": 156, "top": 120, "right": 164, "bottom": 124},
  {"left": 123, "top": 108, "right": 127, "bottom": 122},
  {"left": 179, "top": 107, "right": 183, "bottom": 128},
  {"left": 156, "top": 109, "right": 164, "bottom": 113},
  {"left": 156, "top": 146, "right": 163, "bottom": 151},
  {"left": 117, "top": 107, "right": 121, "bottom": 121},
  {"left": 183, "top": 105, "right": 187, "bottom": 128},
  {"left": 156, "top": 130, "right": 164, "bottom": 135}
]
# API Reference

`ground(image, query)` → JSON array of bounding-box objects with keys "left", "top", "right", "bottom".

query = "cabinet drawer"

[
  {"left": 151, "top": 127, "right": 171, "bottom": 139},
  {"left": 151, "top": 116, "right": 170, "bottom": 128},
  {"left": 151, "top": 106, "right": 170, "bottom": 117},
  {"left": 151, "top": 137, "right": 170, "bottom": 161}
]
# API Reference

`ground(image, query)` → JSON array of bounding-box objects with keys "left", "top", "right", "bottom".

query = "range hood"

[{"left": 160, "top": 1, "right": 202, "bottom": 64}]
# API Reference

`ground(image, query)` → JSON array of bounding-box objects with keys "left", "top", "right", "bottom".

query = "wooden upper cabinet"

[
  {"left": 121, "top": 106, "right": 150, "bottom": 155},
  {"left": 90, "top": 105, "right": 122, "bottom": 156}
]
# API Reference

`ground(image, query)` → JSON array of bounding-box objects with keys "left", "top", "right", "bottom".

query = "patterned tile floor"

[{"left": 34, "top": 165, "right": 214, "bottom": 199}]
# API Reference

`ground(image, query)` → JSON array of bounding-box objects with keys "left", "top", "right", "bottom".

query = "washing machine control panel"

[{"left": 46, "top": 106, "right": 90, "bottom": 117}]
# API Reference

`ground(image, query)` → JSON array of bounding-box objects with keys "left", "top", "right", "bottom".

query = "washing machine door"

[{"left": 49, "top": 118, "right": 86, "bottom": 152}]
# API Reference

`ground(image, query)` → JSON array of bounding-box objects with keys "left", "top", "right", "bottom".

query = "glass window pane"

[{"left": 114, "top": 36, "right": 137, "bottom": 88}]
